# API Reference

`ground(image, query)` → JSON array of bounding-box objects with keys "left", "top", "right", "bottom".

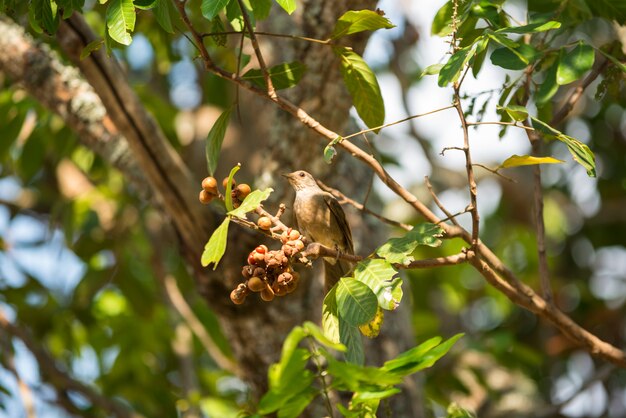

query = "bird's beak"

[{"left": 281, "top": 172, "right": 292, "bottom": 180}]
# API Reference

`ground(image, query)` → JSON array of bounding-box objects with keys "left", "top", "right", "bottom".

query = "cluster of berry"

[
  {"left": 230, "top": 229, "right": 305, "bottom": 304},
  {"left": 198, "top": 176, "right": 251, "bottom": 207}
]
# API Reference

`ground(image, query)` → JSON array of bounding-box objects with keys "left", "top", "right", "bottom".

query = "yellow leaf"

[
  {"left": 359, "top": 306, "right": 384, "bottom": 338},
  {"left": 500, "top": 154, "right": 564, "bottom": 169}
]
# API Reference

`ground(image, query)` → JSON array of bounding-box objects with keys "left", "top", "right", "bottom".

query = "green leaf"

[
  {"left": 359, "top": 306, "right": 384, "bottom": 338},
  {"left": 323, "top": 136, "right": 343, "bottom": 164},
  {"left": 530, "top": 116, "right": 596, "bottom": 177},
  {"left": 205, "top": 108, "right": 232, "bottom": 176},
  {"left": 375, "top": 223, "right": 444, "bottom": 266},
  {"left": 335, "top": 47, "right": 385, "bottom": 131},
  {"left": 438, "top": 44, "right": 477, "bottom": 86},
  {"left": 241, "top": 62, "right": 307, "bottom": 90},
  {"left": 201, "top": 217, "right": 230, "bottom": 269},
  {"left": 536, "top": 58, "right": 559, "bottom": 104},
  {"left": 354, "top": 259, "right": 401, "bottom": 310},
  {"left": 133, "top": 0, "right": 157, "bottom": 10},
  {"left": 56, "top": 0, "right": 84, "bottom": 18},
  {"left": 322, "top": 286, "right": 340, "bottom": 343},
  {"left": 251, "top": 0, "right": 271, "bottom": 20},
  {"left": 106, "top": 0, "right": 135, "bottom": 45},
  {"left": 420, "top": 63, "right": 444, "bottom": 77},
  {"left": 557, "top": 43, "right": 595, "bottom": 85},
  {"left": 336, "top": 277, "right": 378, "bottom": 326},
  {"left": 446, "top": 402, "right": 477, "bottom": 418},
  {"left": 497, "top": 104, "right": 528, "bottom": 121},
  {"left": 431, "top": 1, "right": 453, "bottom": 36},
  {"left": 325, "top": 356, "right": 402, "bottom": 391},
  {"left": 496, "top": 20, "right": 561, "bottom": 34},
  {"left": 153, "top": 0, "right": 174, "bottom": 34},
  {"left": 228, "top": 187, "right": 273, "bottom": 218},
  {"left": 597, "top": 49, "right": 626, "bottom": 73},
  {"left": 339, "top": 320, "right": 364, "bottom": 365},
  {"left": 32, "top": 0, "right": 59, "bottom": 34},
  {"left": 556, "top": 134, "right": 596, "bottom": 177},
  {"left": 353, "top": 388, "right": 401, "bottom": 402},
  {"left": 331, "top": 9, "right": 395, "bottom": 39},
  {"left": 80, "top": 39, "right": 104, "bottom": 60},
  {"left": 383, "top": 334, "right": 463, "bottom": 376},
  {"left": 275, "top": 0, "right": 295, "bottom": 15},
  {"left": 223, "top": 165, "right": 240, "bottom": 211},
  {"left": 490, "top": 44, "right": 539, "bottom": 70},
  {"left": 201, "top": 0, "right": 230, "bottom": 21},
  {"left": 499, "top": 154, "right": 564, "bottom": 169},
  {"left": 278, "top": 326, "right": 307, "bottom": 368},
  {"left": 303, "top": 321, "right": 346, "bottom": 352},
  {"left": 260, "top": 350, "right": 314, "bottom": 414}
]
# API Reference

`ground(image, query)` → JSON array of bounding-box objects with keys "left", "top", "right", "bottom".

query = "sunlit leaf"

[
  {"left": 335, "top": 47, "right": 385, "bottom": 131},
  {"left": 206, "top": 108, "right": 232, "bottom": 177},
  {"left": 228, "top": 187, "right": 273, "bottom": 218},
  {"left": 224, "top": 164, "right": 240, "bottom": 212},
  {"left": 153, "top": 0, "right": 174, "bottom": 34},
  {"left": 322, "top": 286, "right": 340, "bottom": 343},
  {"left": 556, "top": 134, "right": 596, "bottom": 177},
  {"left": 339, "top": 320, "right": 364, "bottom": 365},
  {"left": 557, "top": 42, "right": 595, "bottom": 85},
  {"left": 438, "top": 43, "right": 477, "bottom": 86},
  {"left": 383, "top": 333, "right": 463, "bottom": 376},
  {"left": 201, "top": 0, "right": 230, "bottom": 21},
  {"left": 106, "top": 0, "right": 135, "bottom": 45},
  {"left": 499, "top": 154, "right": 564, "bottom": 169},
  {"left": 80, "top": 39, "right": 103, "bottom": 60},
  {"left": 275, "top": 0, "right": 295, "bottom": 15},
  {"left": 497, "top": 104, "right": 528, "bottom": 121},
  {"left": 201, "top": 217, "right": 230, "bottom": 269},
  {"left": 32, "top": 0, "right": 59, "bottom": 34},
  {"left": 375, "top": 223, "right": 443, "bottom": 266},
  {"left": 496, "top": 20, "right": 561, "bottom": 34},
  {"left": 303, "top": 321, "right": 346, "bottom": 352},
  {"left": 331, "top": 9, "right": 395, "bottom": 39},
  {"left": 336, "top": 277, "right": 378, "bottom": 326},
  {"left": 359, "top": 306, "right": 384, "bottom": 338},
  {"left": 355, "top": 259, "right": 401, "bottom": 310}
]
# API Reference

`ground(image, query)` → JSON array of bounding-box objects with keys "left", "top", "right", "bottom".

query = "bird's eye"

[{"left": 299, "top": 172, "right": 305, "bottom": 177}]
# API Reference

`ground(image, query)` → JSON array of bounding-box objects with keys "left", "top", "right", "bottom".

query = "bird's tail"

[{"left": 323, "top": 259, "right": 353, "bottom": 293}]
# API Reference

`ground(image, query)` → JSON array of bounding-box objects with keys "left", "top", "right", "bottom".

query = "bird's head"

[{"left": 282, "top": 170, "right": 319, "bottom": 191}]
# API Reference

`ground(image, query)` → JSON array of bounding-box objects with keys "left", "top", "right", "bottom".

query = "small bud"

[
  {"left": 199, "top": 190, "right": 214, "bottom": 204},
  {"left": 258, "top": 216, "right": 272, "bottom": 230},
  {"left": 202, "top": 176, "right": 218, "bottom": 194}
]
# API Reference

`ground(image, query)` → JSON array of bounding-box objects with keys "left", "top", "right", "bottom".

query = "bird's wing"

[{"left": 323, "top": 194, "right": 354, "bottom": 254}]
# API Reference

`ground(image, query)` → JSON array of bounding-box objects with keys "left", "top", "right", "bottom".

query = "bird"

[{"left": 282, "top": 170, "right": 354, "bottom": 292}]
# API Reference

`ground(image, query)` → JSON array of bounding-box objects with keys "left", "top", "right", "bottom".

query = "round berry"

[
  {"left": 236, "top": 184, "right": 252, "bottom": 199},
  {"left": 247, "top": 276, "right": 265, "bottom": 292},
  {"left": 230, "top": 289, "right": 245, "bottom": 305},
  {"left": 260, "top": 287, "right": 275, "bottom": 302},
  {"left": 247, "top": 252, "right": 256, "bottom": 265},
  {"left": 202, "top": 176, "right": 218, "bottom": 194},
  {"left": 199, "top": 190, "right": 214, "bottom": 204},
  {"left": 255, "top": 245, "right": 268, "bottom": 254},
  {"left": 258, "top": 217, "right": 272, "bottom": 230},
  {"left": 288, "top": 229, "right": 301, "bottom": 241},
  {"left": 223, "top": 177, "right": 236, "bottom": 189},
  {"left": 294, "top": 239, "right": 305, "bottom": 251}
]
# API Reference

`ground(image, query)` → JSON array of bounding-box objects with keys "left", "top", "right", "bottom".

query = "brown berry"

[
  {"left": 288, "top": 229, "right": 301, "bottom": 241},
  {"left": 223, "top": 177, "right": 236, "bottom": 189},
  {"left": 202, "top": 176, "right": 218, "bottom": 194},
  {"left": 255, "top": 245, "right": 268, "bottom": 254},
  {"left": 273, "top": 284, "right": 287, "bottom": 296},
  {"left": 294, "top": 239, "right": 305, "bottom": 251},
  {"left": 241, "top": 265, "right": 253, "bottom": 278},
  {"left": 199, "top": 190, "right": 214, "bottom": 204},
  {"left": 236, "top": 184, "right": 252, "bottom": 199},
  {"left": 258, "top": 216, "right": 272, "bottom": 230},
  {"left": 247, "top": 252, "right": 256, "bottom": 265},
  {"left": 260, "top": 286, "right": 275, "bottom": 302},
  {"left": 280, "top": 231, "right": 289, "bottom": 244},
  {"left": 230, "top": 289, "right": 246, "bottom": 305},
  {"left": 282, "top": 244, "right": 295, "bottom": 257},
  {"left": 253, "top": 251, "right": 266, "bottom": 264},
  {"left": 247, "top": 276, "right": 266, "bottom": 292}
]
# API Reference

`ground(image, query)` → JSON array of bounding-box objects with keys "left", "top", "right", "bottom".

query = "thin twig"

[
  {"left": 472, "top": 163, "right": 516, "bottom": 182},
  {"left": 467, "top": 121, "right": 535, "bottom": 131},
  {"left": 236, "top": 0, "right": 276, "bottom": 99},
  {"left": 425, "top": 176, "right": 460, "bottom": 227},
  {"left": 342, "top": 105, "right": 456, "bottom": 141},
  {"left": 200, "top": 30, "right": 331, "bottom": 45}
]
